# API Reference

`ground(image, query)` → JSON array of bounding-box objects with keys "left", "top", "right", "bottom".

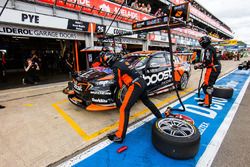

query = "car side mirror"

[{"left": 149, "top": 63, "right": 160, "bottom": 69}]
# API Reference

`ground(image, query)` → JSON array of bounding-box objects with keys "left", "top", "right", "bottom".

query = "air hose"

[
  {"left": 167, "top": 27, "right": 185, "bottom": 112},
  {"left": 197, "top": 67, "right": 204, "bottom": 98}
]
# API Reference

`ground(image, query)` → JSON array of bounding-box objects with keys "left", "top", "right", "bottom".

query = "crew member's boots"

[{"left": 107, "top": 132, "right": 123, "bottom": 143}]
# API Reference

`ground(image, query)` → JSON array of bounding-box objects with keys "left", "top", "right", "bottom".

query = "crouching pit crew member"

[
  {"left": 102, "top": 53, "right": 162, "bottom": 143},
  {"left": 91, "top": 47, "right": 111, "bottom": 68},
  {"left": 196, "top": 36, "right": 221, "bottom": 108}
]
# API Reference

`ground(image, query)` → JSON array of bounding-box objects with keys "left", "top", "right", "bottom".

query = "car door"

[{"left": 143, "top": 52, "right": 171, "bottom": 91}]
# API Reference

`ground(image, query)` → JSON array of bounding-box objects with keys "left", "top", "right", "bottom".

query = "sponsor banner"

[
  {"left": 0, "top": 8, "right": 68, "bottom": 30},
  {"left": 37, "top": 0, "right": 152, "bottom": 22},
  {"left": 106, "top": 27, "right": 133, "bottom": 36},
  {"left": 150, "top": 41, "right": 169, "bottom": 47},
  {"left": 67, "top": 19, "right": 90, "bottom": 32},
  {"left": 219, "top": 39, "right": 238, "bottom": 46},
  {"left": 106, "top": 27, "right": 138, "bottom": 39},
  {"left": 103, "top": 37, "right": 143, "bottom": 45},
  {"left": 0, "top": 24, "right": 86, "bottom": 40}
]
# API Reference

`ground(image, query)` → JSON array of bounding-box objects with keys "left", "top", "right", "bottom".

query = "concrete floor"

[{"left": 0, "top": 59, "right": 247, "bottom": 167}]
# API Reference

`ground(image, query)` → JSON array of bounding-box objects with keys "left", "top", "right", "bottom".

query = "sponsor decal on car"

[
  {"left": 143, "top": 70, "right": 172, "bottom": 86},
  {"left": 95, "top": 80, "right": 113, "bottom": 86},
  {"left": 74, "top": 84, "right": 82, "bottom": 91},
  {"left": 90, "top": 90, "right": 112, "bottom": 95},
  {"left": 92, "top": 98, "right": 108, "bottom": 103}
]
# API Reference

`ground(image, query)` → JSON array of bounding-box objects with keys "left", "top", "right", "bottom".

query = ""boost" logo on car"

[{"left": 143, "top": 70, "right": 172, "bottom": 86}]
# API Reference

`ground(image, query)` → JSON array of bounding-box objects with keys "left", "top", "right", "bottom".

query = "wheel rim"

[
  {"left": 158, "top": 118, "right": 194, "bottom": 138},
  {"left": 119, "top": 85, "right": 127, "bottom": 103},
  {"left": 180, "top": 73, "right": 188, "bottom": 89}
]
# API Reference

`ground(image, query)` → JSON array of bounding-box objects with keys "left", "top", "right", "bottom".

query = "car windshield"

[{"left": 123, "top": 54, "right": 149, "bottom": 69}]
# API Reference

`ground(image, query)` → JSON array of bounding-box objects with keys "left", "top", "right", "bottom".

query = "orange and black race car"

[{"left": 65, "top": 51, "right": 191, "bottom": 111}]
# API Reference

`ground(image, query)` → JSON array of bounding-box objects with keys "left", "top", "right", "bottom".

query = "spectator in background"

[
  {"left": 140, "top": 3, "right": 147, "bottom": 13},
  {"left": 154, "top": 8, "right": 162, "bottom": 17},
  {"left": 137, "top": 3, "right": 142, "bottom": 11},
  {"left": 146, "top": 4, "right": 151, "bottom": 14},
  {"left": 131, "top": 0, "right": 138, "bottom": 9},
  {"left": 120, "top": 44, "right": 129, "bottom": 55}
]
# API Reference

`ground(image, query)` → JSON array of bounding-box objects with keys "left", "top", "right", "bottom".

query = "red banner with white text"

[{"left": 37, "top": 0, "right": 152, "bottom": 23}]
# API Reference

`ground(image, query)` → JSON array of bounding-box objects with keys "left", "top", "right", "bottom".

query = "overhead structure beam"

[{"left": 0, "top": 0, "right": 10, "bottom": 16}]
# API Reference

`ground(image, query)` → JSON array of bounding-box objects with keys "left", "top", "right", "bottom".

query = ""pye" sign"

[{"left": 21, "top": 13, "right": 39, "bottom": 24}]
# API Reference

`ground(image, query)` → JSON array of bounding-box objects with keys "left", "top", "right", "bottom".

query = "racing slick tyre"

[
  {"left": 178, "top": 73, "right": 189, "bottom": 90},
  {"left": 212, "top": 86, "right": 234, "bottom": 99},
  {"left": 152, "top": 118, "right": 200, "bottom": 159}
]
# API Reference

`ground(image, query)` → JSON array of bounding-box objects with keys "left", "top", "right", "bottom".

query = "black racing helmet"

[
  {"left": 101, "top": 46, "right": 110, "bottom": 52},
  {"left": 102, "top": 52, "right": 117, "bottom": 67},
  {"left": 199, "top": 36, "right": 211, "bottom": 48}
]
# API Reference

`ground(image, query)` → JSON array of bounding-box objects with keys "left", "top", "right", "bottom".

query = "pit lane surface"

[
  {"left": 0, "top": 59, "right": 248, "bottom": 167},
  {"left": 56, "top": 69, "right": 250, "bottom": 167}
]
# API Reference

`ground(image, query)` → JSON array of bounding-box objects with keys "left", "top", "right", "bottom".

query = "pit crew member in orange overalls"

[
  {"left": 91, "top": 47, "right": 111, "bottom": 67},
  {"left": 102, "top": 53, "right": 162, "bottom": 143},
  {"left": 197, "top": 36, "right": 221, "bottom": 108}
]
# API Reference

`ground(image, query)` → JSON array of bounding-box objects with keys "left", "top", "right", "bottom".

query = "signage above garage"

[
  {"left": 0, "top": 24, "right": 87, "bottom": 40},
  {"left": 0, "top": 8, "right": 68, "bottom": 30},
  {"left": 67, "top": 19, "right": 90, "bottom": 32}
]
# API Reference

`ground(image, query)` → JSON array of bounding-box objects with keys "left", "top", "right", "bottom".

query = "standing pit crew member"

[
  {"left": 196, "top": 36, "right": 221, "bottom": 108},
  {"left": 102, "top": 53, "right": 162, "bottom": 143}
]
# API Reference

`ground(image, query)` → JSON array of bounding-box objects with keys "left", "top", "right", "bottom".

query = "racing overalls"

[
  {"left": 202, "top": 45, "right": 221, "bottom": 106},
  {"left": 112, "top": 59, "right": 162, "bottom": 139},
  {"left": 92, "top": 55, "right": 103, "bottom": 67}
]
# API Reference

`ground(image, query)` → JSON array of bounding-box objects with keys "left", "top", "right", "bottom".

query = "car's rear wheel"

[{"left": 178, "top": 73, "right": 189, "bottom": 90}]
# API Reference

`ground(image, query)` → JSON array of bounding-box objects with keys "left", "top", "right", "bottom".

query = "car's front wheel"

[{"left": 114, "top": 85, "right": 127, "bottom": 108}]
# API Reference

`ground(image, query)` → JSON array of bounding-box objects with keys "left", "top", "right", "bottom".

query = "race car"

[{"left": 64, "top": 51, "right": 191, "bottom": 111}]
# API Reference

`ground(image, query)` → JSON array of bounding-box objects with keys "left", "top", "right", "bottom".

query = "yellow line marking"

[
  {"left": 52, "top": 88, "right": 194, "bottom": 141},
  {"left": 23, "top": 103, "right": 33, "bottom": 107},
  {"left": 52, "top": 103, "right": 89, "bottom": 140}
]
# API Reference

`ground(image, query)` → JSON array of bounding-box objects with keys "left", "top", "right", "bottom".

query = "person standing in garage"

[
  {"left": 0, "top": 51, "right": 7, "bottom": 82},
  {"left": 197, "top": 36, "right": 221, "bottom": 108},
  {"left": 102, "top": 52, "right": 162, "bottom": 143}
]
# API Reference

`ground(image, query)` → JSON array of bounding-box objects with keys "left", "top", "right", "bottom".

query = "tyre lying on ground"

[
  {"left": 212, "top": 86, "right": 234, "bottom": 99},
  {"left": 238, "top": 60, "right": 250, "bottom": 70},
  {"left": 152, "top": 117, "right": 200, "bottom": 159}
]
